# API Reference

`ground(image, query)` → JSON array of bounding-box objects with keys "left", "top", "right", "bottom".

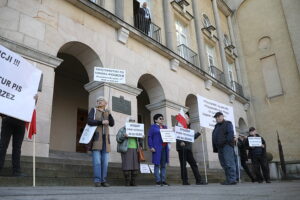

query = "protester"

[
  {"left": 237, "top": 133, "right": 255, "bottom": 182},
  {"left": 116, "top": 117, "right": 143, "bottom": 186},
  {"left": 245, "top": 127, "right": 271, "bottom": 183},
  {"left": 87, "top": 96, "right": 114, "bottom": 187},
  {"left": 176, "top": 112, "right": 206, "bottom": 185},
  {"left": 148, "top": 114, "right": 169, "bottom": 186},
  {"left": 0, "top": 94, "right": 38, "bottom": 177},
  {"left": 212, "top": 112, "right": 237, "bottom": 185}
]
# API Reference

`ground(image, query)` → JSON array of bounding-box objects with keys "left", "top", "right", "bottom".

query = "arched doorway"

[
  {"left": 185, "top": 94, "right": 204, "bottom": 164},
  {"left": 50, "top": 42, "right": 102, "bottom": 153},
  {"left": 137, "top": 74, "right": 165, "bottom": 160},
  {"left": 238, "top": 118, "right": 248, "bottom": 135}
]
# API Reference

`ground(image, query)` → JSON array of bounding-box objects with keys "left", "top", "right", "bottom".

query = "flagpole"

[
  {"left": 201, "top": 129, "right": 208, "bottom": 183},
  {"left": 33, "top": 133, "right": 36, "bottom": 187}
]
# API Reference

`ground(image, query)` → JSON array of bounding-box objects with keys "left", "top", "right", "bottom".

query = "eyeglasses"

[{"left": 158, "top": 117, "right": 164, "bottom": 120}]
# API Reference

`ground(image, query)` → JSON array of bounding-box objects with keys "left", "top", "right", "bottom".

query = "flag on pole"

[
  {"left": 175, "top": 108, "right": 188, "bottom": 128},
  {"left": 26, "top": 109, "right": 37, "bottom": 139}
]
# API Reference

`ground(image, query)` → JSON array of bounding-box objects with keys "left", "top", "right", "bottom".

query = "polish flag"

[
  {"left": 175, "top": 108, "right": 188, "bottom": 128},
  {"left": 26, "top": 109, "right": 37, "bottom": 139}
]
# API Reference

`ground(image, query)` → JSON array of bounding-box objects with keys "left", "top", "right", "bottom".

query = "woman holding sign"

[
  {"left": 116, "top": 117, "right": 143, "bottom": 186},
  {"left": 87, "top": 96, "right": 114, "bottom": 187},
  {"left": 148, "top": 114, "right": 170, "bottom": 186},
  {"left": 245, "top": 127, "right": 271, "bottom": 183}
]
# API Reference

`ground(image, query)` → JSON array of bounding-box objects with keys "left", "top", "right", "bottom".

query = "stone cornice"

[
  {"left": 84, "top": 81, "right": 142, "bottom": 96},
  {"left": 0, "top": 36, "right": 63, "bottom": 68},
  {"left": 217, "top": 0, "right": 233, "bottom": 17}
]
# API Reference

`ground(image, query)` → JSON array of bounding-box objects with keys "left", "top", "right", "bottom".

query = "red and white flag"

[
  {"left": 26, "top": 109, "right": 37, "bottom": 139},
  {"left": 175, "top": 108, "right": 188, "bottom": 128}
]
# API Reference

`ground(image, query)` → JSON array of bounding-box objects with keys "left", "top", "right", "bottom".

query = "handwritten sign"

[
  {"left": 175, "top": 126, "right": 195, "bottom": 143},
  {"left": 160, "top": 129, "right": 176, "bottom": 143},
  {"left": 248, "top": 137, "right": 262, "bottom": 147},
  {"left": 94, "top": 67, "right": 126, "bottom": 84},
  {"left": 79, "top": 125, "right": 97, "bottom": 144},
  {"left": 0, "top": 45, "right": 42, "bottom": 121},
  {"left": 140, "top": 164, "right": 151, "bottom": 174},
  {"left": 126, "top": 123, "right": 144, "bottom": 138}
]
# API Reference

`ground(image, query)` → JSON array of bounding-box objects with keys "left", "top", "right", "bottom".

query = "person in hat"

[
  {"left": 245, "top": 127, "right": 271, "bottom": 183},
  {"left": 212, "top": 112, "right": 237, "bottom": 185},
  {"left": 87, "top": 96, "right": 115, "bottom": 187},
  {"left": 237, "top": 133, "right": 255, "bottom": 182}
]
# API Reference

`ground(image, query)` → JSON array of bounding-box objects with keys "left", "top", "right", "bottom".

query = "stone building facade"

[{"left": 0, "top": 0, "right": 299, "bottom": 168}]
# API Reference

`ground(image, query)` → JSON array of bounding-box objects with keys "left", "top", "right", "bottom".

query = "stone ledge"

[{"left": 0, "top": 35, "right": 62, "bottom": 68}]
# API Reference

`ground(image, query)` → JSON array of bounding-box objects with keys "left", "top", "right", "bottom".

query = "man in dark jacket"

[
  {"left": 237, "top": 134, "right": 255, "bottom": 182},
  {"left": 176, "top": 112, "right": 206, "bottom": 185},
  {"left": 212, "top": 112, "right": 237, "bottom": 185},
  {"left": 138, "top": 2, "right": 151, "bottom": 34},
  {"left": 245, "top": 127, "right": 271, "bottom": 183}
]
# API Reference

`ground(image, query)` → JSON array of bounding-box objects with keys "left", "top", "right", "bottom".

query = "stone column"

[
  {"left": 162, "top": 0, "right": 175, "bottom": 51},
  {"left": 227, "top": 15, "right": 243, "bottom": 86},
  {"left": 192, "top": 0, "right": 208, "bottom": 70},
  {"left": 212, "top": 0, "right": 230, "bottom": 86},
  {"left": 115, "top": 0, "right": 124, "bottom": 20}
]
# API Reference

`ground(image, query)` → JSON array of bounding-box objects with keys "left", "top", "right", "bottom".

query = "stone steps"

[{"left": 0, "top": 153, "right": 249, "bottom": 186}]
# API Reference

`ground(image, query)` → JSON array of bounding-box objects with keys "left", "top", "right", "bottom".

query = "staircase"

[{"left": 0, "top": 151, "right": 250, "bottom": 186}]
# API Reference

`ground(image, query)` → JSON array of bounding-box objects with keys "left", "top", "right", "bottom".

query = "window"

[
  {"left": 203, "top": 14, "right": 211, "bottom": 28},
  {"left": 227, "top": 62, "right": 235, "bottom": 89},
  {"left": 206, "top": 45, "right": 217, "bottom": 77},
  {"left": 224, "top": 34, "right": 230, "bottom": 47},
  {"left": 176, "top": 20, "right": 189, "bottom": 58}
]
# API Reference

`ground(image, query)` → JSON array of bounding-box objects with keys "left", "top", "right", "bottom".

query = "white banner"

[
  {"left": 125, "top": 123, "right": 144, "bottom": 138},
  {"left": 0, "top": 45, "right": 42, "bottom": 122},
  {"left": 79, "top": 125, "right": 97, "bottom": 144},
  {"left": 175, "top": 126, "right": 195, "bottom": 143},
  {"left": 197, "top": 95, "right": 236, "bottom": 131},
  {"left": 140, "top": 164, "right": 151, "bottom": 174},
  {"left": 94, "top": 67, "right": 126, "bottom": 84},
  {"left": 248, "top": 137, "right": 262, "bottom": 147},
  {"left": 160, "top": 129, "right": 176, "bottom": 143}
]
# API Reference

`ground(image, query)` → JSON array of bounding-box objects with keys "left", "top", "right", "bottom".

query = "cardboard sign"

[
  {"left": 79, "top": 125, "right": 97, "bottom": 144},
  {"left": 94, "top": 67, "right": 126, "bottom": 84},
  {"left": 248, "top": 137, "right": 262, "bottom": 147},
  {"left": 175, "top": 126, "right": 195, "bottom": 143},
  {"left": 160, "top": 129, "right": 176, "bottom": 143},
  {"left": 0, "top": 45, "right": 42, "bottom": 122},
  {"left": 125, "top": 123, "right": 144, "bottom": 138},
  {"left": 140, "top": 164, "right": 151, "bottom": 174}
]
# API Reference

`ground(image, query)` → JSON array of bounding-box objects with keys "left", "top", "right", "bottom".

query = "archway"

[
  {"left": 50, "top": 41, "right": 102, "bottom": 153},
  {"left": 238, "top": 118, "right": 248, "bottom": 135},
  {"left": 137, "top": 74, "right": 165, "bottom": 160}
]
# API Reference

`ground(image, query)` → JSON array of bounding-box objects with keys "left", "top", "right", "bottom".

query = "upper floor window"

[
  {"left": 203, "top": 14, "right": 211, "bottom": 28},
  {"left": 224, "top": 34, "right": 230, "bottom": 47},
  {"left": 175, "top": 20, "right": 188, "bottom": 46}
]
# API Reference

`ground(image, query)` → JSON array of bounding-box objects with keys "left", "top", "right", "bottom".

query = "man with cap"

[
  {"left": 245, "top": 127, "right": 271, "bottom": 183},
  {"left": 212, "top": 112, "right": 237, "bottom": 185}
]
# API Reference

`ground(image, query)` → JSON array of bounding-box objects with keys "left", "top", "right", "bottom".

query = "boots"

[
  {"left": 130, "top": 170, "right": 139, "bottom": 186},
  {"left": 123, "top": 171, "right": 131, "bottom": 186}
]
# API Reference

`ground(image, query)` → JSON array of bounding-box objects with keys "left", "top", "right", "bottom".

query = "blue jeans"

[
  {"left": 92, "top": 150, "right": 109, "bottom": 183},
  {"left": 154, "top": 146, "right": 167, "bottom": 183},
  {"left": 218, "top": 144, "right": 237, "bottom": 183}
]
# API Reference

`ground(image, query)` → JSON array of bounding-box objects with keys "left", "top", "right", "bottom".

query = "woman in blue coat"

[{"left": 148, "top": 114, "right": 169, "bottom": 186}]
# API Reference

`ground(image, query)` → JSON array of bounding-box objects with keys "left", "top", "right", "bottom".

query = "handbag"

[{"left": 137, "top": 148, "right": 146, "bottom": 162}]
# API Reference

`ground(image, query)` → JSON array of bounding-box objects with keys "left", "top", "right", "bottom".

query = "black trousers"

[
  {"left": 252, "top": 155, "right": 270, "bottom": 181},
  {"left": 240, "top": 158, "right": 255, "bottom": 181},
  {"left": 0, "top": 118, "right": 25, "bottom": 173},
  {"left": 178, "top": 149, "right": 202, "bottom": 183}
]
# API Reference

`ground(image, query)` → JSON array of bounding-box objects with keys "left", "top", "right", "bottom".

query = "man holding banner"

[
  {"left": 175, "top": 111, "right": 205, "bottom": 185},
  {"left": 245, "top": 127, "right": 271, "bottom": 183},
  {"left": 212, "top": 112, "right": 237, "bottom": 185}
]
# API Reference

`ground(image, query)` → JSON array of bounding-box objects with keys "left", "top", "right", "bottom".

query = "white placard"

[
  {"left": 0, "top": 45, "right": 42, "bottom": 122},
  {"left": 197, "top": 95, "right": 236, "bottom": 131},
  {"left": 149, "top": 164, "right": 155, "bottom": 174},
  {"left": 140, "top": 164, "right": 151, "bottom": 174},
  {"left": 125, "top": 123, "right": 144, "bottom": 138},
  {"left": 160, "top": 129, "right": 176, "bottom": 143},
  {"left": 248, "top": 137, "right": 262, "bottom": 147},
  {"left": 175, "top": 126, "right": 195, "bottom": 143},
  {"left": 94, "top": 67, "right": 126, "bottom": 84},
  {"left": 79, "top": 125, "right": 97, "bottom": 144}
]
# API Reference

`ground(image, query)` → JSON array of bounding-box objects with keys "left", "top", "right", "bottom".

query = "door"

[{"left": 76, "top": 109, "right": 88, "bottom": 153}]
